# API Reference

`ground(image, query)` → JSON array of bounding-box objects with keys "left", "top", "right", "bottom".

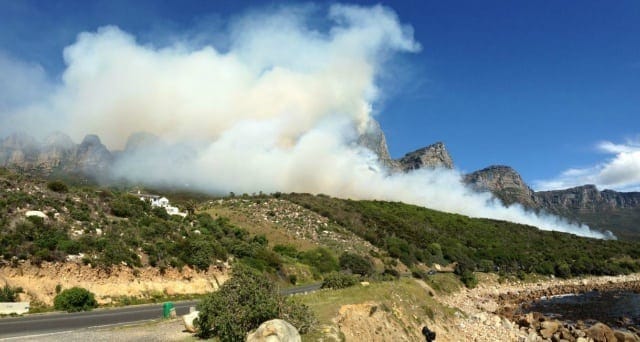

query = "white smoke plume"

[{"left": 0, "top": 4, "right": 611, "bottom": 239}]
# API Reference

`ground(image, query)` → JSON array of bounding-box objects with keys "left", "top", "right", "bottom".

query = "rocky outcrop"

[
  {"left": 0, "top": 132, "right": 113, "bottom": 178},
  {"left": 511, "top": 314, "right": 640, "bottom": 342},
  {"left": 397, "top": 142, "right": 454, "bottom": 171},
  {"left": 464, "top": 165, "right": 536, "bottom": 207},
  {"left": 73, "top": 134, "right": 113, "bottom": 174},
  {"left": 535, "top": 185, "right": 640, "bottom": 212},
  {"left": 357, "top": 119, "right": 398, "bottom": 170},
  {"left": 246, "top": 319, "right": 301, "bottom": 342}
]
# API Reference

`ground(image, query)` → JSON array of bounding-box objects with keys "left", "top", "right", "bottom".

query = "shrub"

[
  {"left": 382, "top": 268, "right": 401, "bottom": 280},
  {"left": 196, "top": 265, "right": 314, "bottom": 340},
  {"left": 273, "top": 244, "right": 299, "bottom": 258},
  {"left": 53, "top": 287, "right": 98, "bottom": 312},
  {"left": 339, "top": 252, "right": 374, "bottom": 276},
  {"left": 110, "top": 195, "right": 149, "bottom": 218},
  {"left": 300, "top": 247, "right": 339, "bottom": 274},
  {"left": 321, "top": 272, "right": 358, "bottom": 289},
  {"left": 0, "top": 284, "right": 23, "bottom": 302},
  {"left": 459, "top": 271, "right": 478, "bottom": 288},
  {"left": 47, "top": 180, "right": 68, "bottom": 193}
]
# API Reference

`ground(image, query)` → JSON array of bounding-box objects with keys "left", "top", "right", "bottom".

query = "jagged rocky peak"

[
  {"left": 75, "top": 134, "right": 113, "bottom": 172},
  {"left": 80, "top": 134, "right": 103, "bottom": 147},
  {"left": 398, "top": 142, "right": 454, "bottom": 171},
  {"left": 124, "top": 131, "right": 162, "bottom": 152},
  {"left": 357, "top": 119, "right": 397, "bottom": 169},
  {"left": 465, "top": 165, "right": 536, "bottom": 207}
]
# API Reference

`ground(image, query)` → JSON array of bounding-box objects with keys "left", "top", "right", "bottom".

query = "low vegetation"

[
  {"left": 285, "top": 193, "right": 640, "bottom": 281},
  {"left": 0, "top": 283, "right": 23, "bottom": 302}
]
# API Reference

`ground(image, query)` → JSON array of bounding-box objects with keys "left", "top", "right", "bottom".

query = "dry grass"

[{"left": 297, "top": 278, "right": 459, "bottom": 341}]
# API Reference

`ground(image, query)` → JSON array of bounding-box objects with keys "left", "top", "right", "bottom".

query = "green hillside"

[{"left": 285, "top": 193, "right": 640, "bottom": 278}]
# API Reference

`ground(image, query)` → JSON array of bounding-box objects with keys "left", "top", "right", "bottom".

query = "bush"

[
  {"left": 53, "top": 287, "right": 98, "bottom": 312},
  {"left": 0, "top": 284, "right": 23, "bottom": 302},
  {"left": 273, "top": 244, "right": 299, "bottom": 259},
  {"left": 321, "top": 272, "right": 358, "bottom": 289},
  {"left": 459, "top": 271, "right": 478, "bottom": 288},
  {"left": 339, "top": 252, "right": 374, "bottom": 276},
  {"left": 47, "top": 180, "right": 68, "bottom": 193},
  {"left": 196, "top": 265, "right": 314, "bottom": 340},
  {"left": 300, "top": 247, "right": 339, "bottom": 274}
]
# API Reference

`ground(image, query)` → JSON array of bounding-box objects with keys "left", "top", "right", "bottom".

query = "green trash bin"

[{"left": 162, "top": 302, "right": 175, "bottom": 318}]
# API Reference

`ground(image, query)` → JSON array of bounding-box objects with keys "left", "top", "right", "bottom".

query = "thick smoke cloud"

[
  {"left": 0, "top": 4, "right": 611, "bottom": 239},
  {"left": 535, "top": 139, "right": 640, "bottom": 192}
]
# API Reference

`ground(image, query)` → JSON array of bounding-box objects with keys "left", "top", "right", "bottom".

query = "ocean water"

[{"left": 523, "top": 291, "right": 640, "bottom": 327}]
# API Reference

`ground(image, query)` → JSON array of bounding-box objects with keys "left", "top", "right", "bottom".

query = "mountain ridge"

[{"left": 2, "top": 123, "right": 639, "bottom": 239}]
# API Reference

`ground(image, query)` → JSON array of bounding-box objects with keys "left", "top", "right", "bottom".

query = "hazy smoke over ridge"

[{"left": 1, "top": 4, "right": 611, "bottom": 239}]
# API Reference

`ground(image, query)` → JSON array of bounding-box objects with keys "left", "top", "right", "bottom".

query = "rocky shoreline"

[{"left": 438, "top": 273, "right": 640, "bottom": 342}]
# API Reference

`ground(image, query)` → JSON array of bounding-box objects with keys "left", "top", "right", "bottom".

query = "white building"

[{"left": 136, "top": 192, "right": 187, "bottom": 217}]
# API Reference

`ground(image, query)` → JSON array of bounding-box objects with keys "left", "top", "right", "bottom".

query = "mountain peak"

[
  {"left": 464, "top": 164, "right": 535, "bottom": 207},
  {"left": 80, "top": 134, "right": 103, "bottom": 146},
  {"left": 398, "top": 141, "right": 454, "bottom": 171}
]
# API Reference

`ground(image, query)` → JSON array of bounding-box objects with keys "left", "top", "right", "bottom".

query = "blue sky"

[{"left": 1, "top": 0, "right": 639, "bottom": 191}]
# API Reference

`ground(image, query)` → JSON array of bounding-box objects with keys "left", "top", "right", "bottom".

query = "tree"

[
  {"left": 53, "top": 287, "right": 98, "bottom": 312},
  {"left": 196, "top": 265, "right": 314, "bottom": 340},
  {"left": 339, "top": 252, "right": 374, "bottom": 276},
  {"left": 47, "top": 180, "right": 68, "bottom": 193}
]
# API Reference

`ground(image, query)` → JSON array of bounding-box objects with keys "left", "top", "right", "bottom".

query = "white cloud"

[
  {"left": 0, "top": 4, "right": 610, "bottom": 239},
  {"left": 534, "top": 139, "right": 640, "bottom": 192}
]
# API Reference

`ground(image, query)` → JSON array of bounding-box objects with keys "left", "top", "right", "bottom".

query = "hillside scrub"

[
  {"left": 285, "top": 193, "right": 640, "bottom": 279},
  {"left": 0, "top": 169, "right": 291, "bottom": 273}
]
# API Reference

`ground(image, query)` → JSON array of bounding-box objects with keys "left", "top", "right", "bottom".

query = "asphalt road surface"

[{"left": 0, "top": 282, "right": 322, "bottom": 339}]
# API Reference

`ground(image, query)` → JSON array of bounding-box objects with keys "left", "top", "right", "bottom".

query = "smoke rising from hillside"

[{"left": 0, "top": 4, "right": 611, "bottom": 239}]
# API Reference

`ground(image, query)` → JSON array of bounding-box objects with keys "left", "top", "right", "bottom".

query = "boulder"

[
  {"left": 246, "top": 319, "right": 301, "bottom": 342},
  {"left": 539, "top": 320, "right": 560, "bottom": 339},
  {"left": 182, "top": 310, "right": 199, "bottom": 333},
  {"left": 586, "top": 323, "right": 616, "bottom": 342},
  {"left": 614, "top": 330, "right": 640, "bottom": 342}
]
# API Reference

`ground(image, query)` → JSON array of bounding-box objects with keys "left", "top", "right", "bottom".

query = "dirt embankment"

[{"left": 0, "top": 261, "right": 228, "bottom": 305}]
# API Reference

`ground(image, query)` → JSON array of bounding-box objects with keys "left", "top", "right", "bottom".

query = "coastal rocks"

[
  {"left": 586, "top": 323, "right": 616, "bottom": 341},
  {"left": 512, "top": 314, "right": 640, "bottom": 342}
]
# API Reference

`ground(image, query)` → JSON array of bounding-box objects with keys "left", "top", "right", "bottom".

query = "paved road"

[
  {"left": 0, "top": 282, "right": 322, "bottom": 339},
  {"left": 0, "top": 301, "right": 198, "bottom": 339}
]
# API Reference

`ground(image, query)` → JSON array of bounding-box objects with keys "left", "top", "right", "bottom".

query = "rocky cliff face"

[
  {"left": 464, "top": 165, "right": 536, "bottom": 207},
  {"left": 0, "top": 132, "right": 113, "bottom": 177},
  {"left": 397, "top": 142, "right": 454, "bottom": 171},
  {"left": 535, "top": 185, "right": 640, "bottom": 212},
  {"left": 463, "top": 164, "right": 640, "bottom": 239}
]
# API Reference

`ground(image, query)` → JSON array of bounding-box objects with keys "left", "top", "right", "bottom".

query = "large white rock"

[
  {"left": 183, "top": 310, "right": 200, "bottom": 333},
  {"left": 246, "top": 319, "right": 301, "bottom": 342},
  {"left": 25, "top": 210, "right": 47, "bottom": 219}
]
